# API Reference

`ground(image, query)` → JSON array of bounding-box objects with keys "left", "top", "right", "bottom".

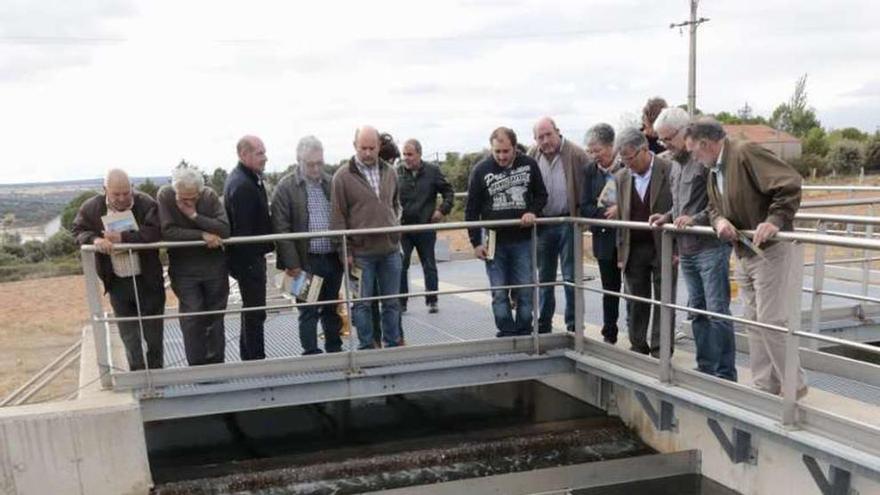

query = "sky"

[{"left": 1, "top": 0, "right": 878, "bottom": 184}]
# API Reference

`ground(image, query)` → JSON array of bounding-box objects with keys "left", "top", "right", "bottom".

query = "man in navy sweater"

[{"left": 466, "top": 127, "right": 548, "bottom": 337}]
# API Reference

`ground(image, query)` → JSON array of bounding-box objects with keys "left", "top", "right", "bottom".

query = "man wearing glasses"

[{"left": 613, "top": 127, "right": 674, "bottom": 356}]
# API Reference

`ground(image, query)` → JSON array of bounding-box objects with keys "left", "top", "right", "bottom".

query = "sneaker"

[{"left": 428, "top": 302, "right": 438, "bottom": 314}]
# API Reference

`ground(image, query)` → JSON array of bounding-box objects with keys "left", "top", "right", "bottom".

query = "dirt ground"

[{"left": 2, "top": 182, "right": 878, "bottom": 405}]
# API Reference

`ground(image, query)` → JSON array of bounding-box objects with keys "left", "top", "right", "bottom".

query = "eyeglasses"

[
  {"left": 619, "top": 148, "right": 643, "bottom": 163},
  {"left": 657, "top": 127, "right": 682, "bottom": 146}
]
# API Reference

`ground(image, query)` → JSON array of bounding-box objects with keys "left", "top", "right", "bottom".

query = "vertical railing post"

[
  {"left": 862, "top": 206, "right": 874, "bottom": 299},
  {"left": 782, "top": 241, "right": 805, "bottom": 426},
  {"left": 341, "top": 234, "right": 358, "bottom": 375},
  {"left": 658, "top": 229, "right": 674, "bottom": 383},
  {"left": 809, "top": 222, "right": 826, "bottom": 349},
  {"left": 573, "top": 220, "right": 585, "bottom": 353},
  {"left": 81, "top": 249, "right": 112, "bottom": 388},
  {"left": 531, "top": 223, "right": 540, "bottom": 355}
]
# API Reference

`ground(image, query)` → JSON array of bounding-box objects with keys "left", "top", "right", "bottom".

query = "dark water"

[{"left": 574, "top": 473, "right": 740, "bottom": 495}]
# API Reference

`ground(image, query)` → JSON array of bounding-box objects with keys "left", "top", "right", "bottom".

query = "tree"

[
  {"left": 21, "top": 240, "right": 47, "bottom": 263},
  {"left": 803, "top": 127, "right": 830, "bottom": 157},
  {"left": 1, "top": 213, "right": 15, "bottom": 233},
  {"left": 137, "top": 178, "right": 159, "bottom": 198},
  {"left": 827, "top": 140, "right": 864, "bottom": 175},
  {"left": 61, "top": 191, "right": 99, "bottom": 232},
  {"left": 864, "top": 136, "right": 880, "bottom": 172},
  {"left": 44, "top": 230, "right": 77, "bottom": 258},
  {"left": 769, "top": 74, "right": 821, "bottom": 137},
  {"left": 209, "top": 167, "right": 228, "bottom": 195}
]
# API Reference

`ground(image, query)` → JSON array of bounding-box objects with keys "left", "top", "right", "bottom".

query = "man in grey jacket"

[
  {"left": 157, "top": 165, "right": 230, "bottom": 366},
  {"left": 272, "top": 136, "right": 343, "bottom": 355}
]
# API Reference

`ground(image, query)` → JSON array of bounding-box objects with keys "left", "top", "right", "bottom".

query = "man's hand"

[
  {"left": 603, "top": 205, "right": 618, "bottom": 220},
  {"left": 177, "top": 200, "right": 197, "bottom": 219},
  {"left": 430, "top": 210, "right": 444, "bottom": 223},
  {"left": 346, "top": 255, "right": 353, "bottom": 269},
  {"left": 94, "top": 237, "right": 114, "bottom": 255},
  {"left": 520, "top": 212, "right": 536, "bottom": 227},
  {"left": 285, "top": 267, "right": 302, "bottom": 278},
  {"left": 714, "top": 218, "right": 737, "bottom": 242},
  {"left": 673, "top": 215, "right": 694, "bottom": 229},
  {"left": 617, "top": 260, "right": 624, "bottom": 269},
  {"left": 648, "top": 213, "right": 668, "bottom": 227},
  {"left": 474, "top": 245, "right": 488, "bottom": 260},
  {"left": 202, "top": 232, "right": 223, "bottom": 249},
  {"left": 753, "top": 222, "right": 780, "bottom": 247},
  {"left": 103, "top": 231, "right": 122, "bottom": 243}
]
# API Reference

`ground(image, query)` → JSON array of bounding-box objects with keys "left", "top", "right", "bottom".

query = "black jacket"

[
  {"left": 397, "top": 161, "right": 455, "bottom": 225},
  {"left": 580, "top": 161, "right": 622, "bottom": 261},
  {"left": 224, "top": 163, "right": 273, "bottom": 266}
]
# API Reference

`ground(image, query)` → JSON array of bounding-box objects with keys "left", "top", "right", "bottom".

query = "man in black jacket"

[
  {"left": 398, "top": 139, "right": 454, "bottom": 313},
  {"left": 73, "top": 169, "right": 166, "bottom": 370},
  {"left": 224, "top": 135, "right": 274, "bottom": 360}
]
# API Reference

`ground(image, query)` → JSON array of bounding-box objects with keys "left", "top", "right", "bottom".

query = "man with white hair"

[
  {"left": 72, "top": 169, "right": 166, "bottom": 370},
  {"left": 613, "top": 127, "right": 674, "bottom": 356},
  {"left": 272, "top": 136, "right": 343, "bottom": 355},
  {"left": 649, "top": 108, "right": 737, "bottom": 381},
  {"left": 157, "top": 165, "right": 230, "bottom": 366}
]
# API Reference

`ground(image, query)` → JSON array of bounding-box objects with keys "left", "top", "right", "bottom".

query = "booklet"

[
  {"left": 277, "top": 271, "right": 324, "bottom": 303},
  {"left": 736, "top": 230, "right": 768, "bottom": 262},
  {"left": 347, "top": 266, "right": 363, "bottom": 299},
  {"left": 598, "top": 180, "right": 618, "bottom": 208},
  {"left": 485, "top": 229, "right": 497, "bottom": 261},
  {"left": 101, "top": 210, "right": 139, "bottom": 233}
]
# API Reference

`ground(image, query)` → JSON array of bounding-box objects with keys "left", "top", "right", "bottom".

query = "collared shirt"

[
  {"left": 305, "top": 177, "right": 334, "bottom": 254},
  {"left": 537, "top": 139, "right": 568, "bottom": 216},
  {"left": 712, "top": 142, "right": 726, "bottom": 195},
  {"left": 633, "top": 153, "right": 655, "bottom": 201},
  {"left": 105, "top": 200, "right": 142, "bottom": 278},
  {"left": 355, "top": 158, "right": 381, "bottom": 197},
  {"left": 670, "top": 158, "right": 722, "bottom": 255}
]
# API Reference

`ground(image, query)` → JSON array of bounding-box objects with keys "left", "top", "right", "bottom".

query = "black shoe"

[
  {"left": 400, "top": 305, "right": 408, "bottom": 313},
  {"left": 302, "top": 349, "right": 324, "bottom": 356},
  {"left": 601, "top": 326, "right": 618, "bottom": 344},
  {"left": 428, "top": 302, "right": 438, "bottom": 313}
]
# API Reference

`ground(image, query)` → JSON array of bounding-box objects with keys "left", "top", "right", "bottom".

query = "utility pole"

[{"left": 671, "top": 1, "right": 709, "bottom": 117}]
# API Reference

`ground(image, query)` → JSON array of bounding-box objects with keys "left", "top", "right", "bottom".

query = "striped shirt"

[{"left": 306, "top": 178, "right": 334, "bottom": 254}]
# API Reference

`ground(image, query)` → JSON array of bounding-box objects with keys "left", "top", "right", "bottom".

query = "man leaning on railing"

[{"left": 685, "top": 117, "right": 808, "bottom": 398}]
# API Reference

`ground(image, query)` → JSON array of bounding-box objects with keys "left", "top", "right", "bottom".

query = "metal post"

[
  {"left": 81, "top": 250, "right": 112, "bottom": 388},
  {"left": 128, "top": 249, "right": 153, "bottom": 392},
  {"left": 809, "top": 223, "right": 826, "bottom": 349},
  {"left": 687, "top": 0, "right": 698, "bottom": 116},
  {"left": 531, "top": 223, "right": 540, "bottom": 355},
  {"left": 573, "top": 221, "right": 585, "bottom": 353},
  {"left": 782, "top": 242, "right": 805, "bottom": 426},
  {"left": 658, "top": 230, "right": 674, "bottom": 383},
  {"left": 862, "top": 205, "right": 874, "bottom": 298},
  {"left": 341, "top": 234, "right": 358, "bottom": 374}
]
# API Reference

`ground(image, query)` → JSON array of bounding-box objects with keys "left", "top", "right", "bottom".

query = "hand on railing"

[
  {"left": 93, "top": 237, "right": 114, "bottom": 255},
  {"left": 520, "top": 212, "right": 536, "bottom": 227},
  {"left": 202, "top": 232, "right": 223, "bottom": 249},
  {"left": 714, "top": 218, "right": 738, "bottom": 242},
  {"left": 753, "top": 222, "right": 780, "bottom": 247}
]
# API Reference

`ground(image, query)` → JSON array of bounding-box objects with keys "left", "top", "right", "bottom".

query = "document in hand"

[
  {"left": 736, "top": 230, "right": 768, "bottom": 262},
  {"left": 277, "top": 271, "right": 325, "bottom": 303},
  {"left": 598, "top": 180, "right": 618, "bottom": 207},
  {"left": 101, "top": 210, "right": 139, "bottom": 233},
  {"left": 485, "top": 229, "right": 497, "bottom": 261},
  {"left": 347, "top": 266, "right": 363, "bottom": 299}
]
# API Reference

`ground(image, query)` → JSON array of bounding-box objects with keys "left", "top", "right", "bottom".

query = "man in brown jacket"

[
  {"left": 528, "top": 117, "right": 589, "bottom": 334},
  {"left": 685, "top": 118, "right": 807, "bottom": 397},
  {"left": 613, "top": 127, "right": 674, "bottom": 356},
  {"left": 330, "top": 125, "right": 402, "bottom": 349}
]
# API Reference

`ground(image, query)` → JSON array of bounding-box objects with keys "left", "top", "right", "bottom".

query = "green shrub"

[
  {"left": 789, "top": 153, "right": 827, "bottom": 177},
  {"left": 865, "top": 137, "right": 880, "bottom": 173},
  {"left": 21, "top": 240, "right": 47, "bottom": 263},
  {"left": 45, "top": 230, "right": 77, "bottom": 258},
  {"left": 827, "top": 140, "right": 864, "bottom": 175}
]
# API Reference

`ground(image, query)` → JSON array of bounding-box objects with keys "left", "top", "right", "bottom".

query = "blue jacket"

[
  {"left": 224, "top": 163, "right": 273, "bottom": 267},
  {"left": 580, "top": 161, "right": 621, "bottom": 261}
]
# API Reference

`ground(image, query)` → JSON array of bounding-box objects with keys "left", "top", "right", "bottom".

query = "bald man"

[
  {"left": 330, "top": 125, "right": 403, "bottom": 349},
  {"left": 225, "top": 135, "right": 274, "bottom": 360},
  {"left": 72, "top": 169, "right": 166, "bottom": 370},
  {"left": 527, "top": 117, "right": 589, "bottom": 334}
]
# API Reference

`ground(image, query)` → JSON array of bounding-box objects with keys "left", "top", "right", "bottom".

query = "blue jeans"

[
  {"left": 353, "top": 251, "right": 402, "bottom": 349},
  {"left": 400, "top": 231, "right": 439, "bottom": 305},
  {"left": 537, "top": 223, "right": 576, "bottom": 332},
  {"left": 485, "top": 240, "right": 534, "bottom": 337},
  {"left": 299, "top": 253, "right": 344, "bottom": 354},
  {"left": 680, "top": 243, "right": 737, "bottom": 381}
]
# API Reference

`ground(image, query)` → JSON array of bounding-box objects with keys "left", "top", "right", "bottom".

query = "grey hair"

[
  {"left": 614, "top": 126, "right": 648, "bottom": 152},
  {"left": 653, "top": 107, "right": 690, "bottom": 132},
  {"left": 684, "top": 118, "right": 726, "bottom": 142},
  {"left": 585, "top": 123, "right": 615, "bottom": 147},
  {"left": 296, "top": 135, "right": 324, "bottom": 164},
  {"left": 171, "top": 165, "right": 205, "bottom": 192},
  {"left": 404, "top": 138, "right": 422, "bottom": 155}
]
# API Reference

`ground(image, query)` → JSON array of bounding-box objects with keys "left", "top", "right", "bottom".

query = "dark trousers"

[
  {"left": 171, "top": 270, "right": 229, "bottom": 366},
  {"left": 597, "top": 254, "right": 622, "bottom": 341},
  {"left": 299, "top": 253, "right": 344, "bottom": 354},
  {"left": 400, "top": 231, "right": 439, "bottom": 306},
  {"left": 624, "top": 241, "right": 675, "bottom": 356},
  {"left": 230, "top": 257, "right": 267, "bottom": 360},
  {"left": 108, "top": 275, "right": 165, "bottom": 370},
  {"left": 537, "top": 223, "right": 575, "bottom": 332}
]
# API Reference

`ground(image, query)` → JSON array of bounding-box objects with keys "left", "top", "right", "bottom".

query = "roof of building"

[{"left": 722, "top": 124, "right": 800, "bottom": 144}]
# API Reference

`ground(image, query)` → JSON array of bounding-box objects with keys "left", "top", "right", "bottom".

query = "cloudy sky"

[{"left": 1, "top": 0, "right": 878, "bottom": 184}]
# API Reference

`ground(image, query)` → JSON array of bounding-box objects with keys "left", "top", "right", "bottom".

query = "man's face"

[
  {"left": 491, "top": 136, "right": 515, "bottom": 167},
  {"left": 656, "top": 125, "right": 689, "bottom": 163},
  {"left": 354, "top": 131, "right": 380, "bottom": 165},
  {"left": 241, "top": 138, "right": 267, "bottom": 173},
  {"left": 685, "top": 136, "right": 720, "bottom": 168},
  {"left": 175, "top": 185, "right": 200, "bottom": 210},
  {"left": 301, "top": 150, "right": 324, "bottom": 180},
  {"left": 534, "top": 121, "right": 561, "bottom": 156},
  {"left": 105, "top": 181, "right": 133, "bottom": 211},
  {"left": 619, "top": 145, "right": 650, "bottom": 175},
  {"left": 402, "top": 143, "right": 421, "bottom": 169},
  {"left": 586, "top": 141, "right": 614, "bottom": 169}
]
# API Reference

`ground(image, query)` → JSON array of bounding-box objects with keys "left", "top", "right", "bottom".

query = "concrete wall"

[{"left": 613, "top": 386, "right": 880, "bottom": 495}]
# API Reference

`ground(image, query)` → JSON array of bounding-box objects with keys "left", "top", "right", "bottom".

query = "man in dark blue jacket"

[{"left": 224, "top": 135, "right": 274, "bottom": 360}]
